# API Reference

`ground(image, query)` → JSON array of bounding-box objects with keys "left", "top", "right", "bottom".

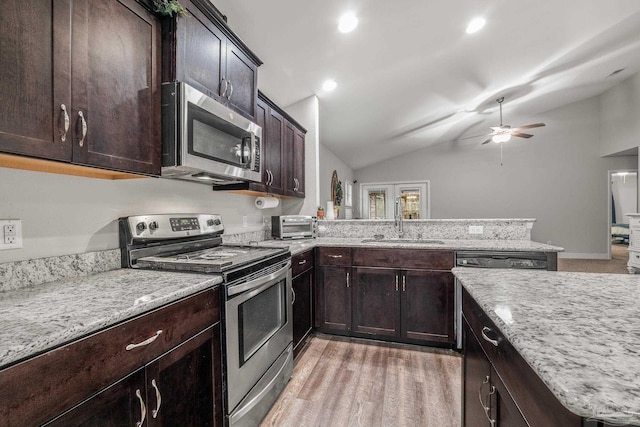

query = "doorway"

[
  {"left": 608, "top": 170, "right": 637, "bottom": 260},
  {"left": 359, "top": 181, "right": 430, "bottom": 220}
]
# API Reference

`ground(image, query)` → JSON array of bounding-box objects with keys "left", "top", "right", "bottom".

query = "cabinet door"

[
  {"left": 225, "top": 43, "right": 258, "bottom": 120},
  {"left": 315, "top": 266, "right": 351, "bottom": 332},
  {"left": 401, "top": 270, "right": 455, "bottom": 344},
  {"left": 462, "top": 321, "right": 492, "bottom": 427},
  {"left": 293, "top": 128, "right": 306, "bottom": 197},
  {"left": 146, "top": 327, "right": 216, "bottom": 427},
  {"left": 293, "top": 268, "right": 314, "bottom": 356},
  {"left": 43, "top": 369, "right": 147, "bottom": 427},
  {"left": 492, "top": 369, "right": 528, "bottom": 427},
  {"left": 352, "top": 267, "right": 400, "bottom": 337},
  {"left": 173, "top": 0, "right": 226, "bottom": 102},
  {"left": 265, "top": 107, "right": 284, "bottom": 194},
  {"left": 71, "top": 0, "right": 161, "bottom": 175},
  {"left": 0, "top": 0, "right": 72, "bottom": 161}
]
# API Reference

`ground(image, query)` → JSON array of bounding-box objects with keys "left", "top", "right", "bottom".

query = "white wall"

[
  {"left": 319, "top": 143, "right": 354, "bottom": 219},
  {"left": 354, "top": 97, "right": 637, "bottom": 256},
  {"left": 600, "top": 72, "right": 640, "bottom": 156},
  {"left": 281, "top": 95, "right": 320, "bottom": 216},
  {"left": 0, "top": 168, "right": 281, "bottom": 263}
]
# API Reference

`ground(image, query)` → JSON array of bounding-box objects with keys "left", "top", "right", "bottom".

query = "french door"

[{"left": 360, "top": 182, "right": 429, "bottom": 219}]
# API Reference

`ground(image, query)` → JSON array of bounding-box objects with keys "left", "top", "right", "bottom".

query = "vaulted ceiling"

[{"left": 211, "top": 0, "right": 640, "bottom": 169}]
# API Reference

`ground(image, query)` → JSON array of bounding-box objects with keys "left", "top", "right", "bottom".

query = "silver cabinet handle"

[
  {"left": 478, "top": 375, "right": 490, "bottom": 412},
  {"left": 126, "top": 330, "right": 163, "bottom": 351},
  {"left": 269, "top": 170, "right": 273, "bottom": 185},
  {"left": 135, "top": 389, "right": 147, "bottom": 427},
  {"left": 78, "top": 111, "right": 87, "bottom": 147},
  {"left": 481, "top": 326, "right": 499, "bottom": 347},
  {"left": 395, "top": 274, "right": 398, "bottom": 291},
  {"left": 60, "top": 104, "right": 69, "bottom": 142},
  {"left": 402, "top": 275, "right": 406, "bottom": 292},
  {"left": 346, "top": 272, "right": 350, "bottom": 288},
  {"left": 298, "top": 259, "right": 307, "bottom": 265},
  {"left": 486, "top": 386, "right": 496, "bottom": 427},
  {"left": 221, "top": 78, "right": 228, "bottom": 97},
  {"left": 328, "top": 254, "right": 342, "bottom": 258},
  {"left": 151, "top": 379, "right": 162, "bottom": 418},
  {"left": 292, "top": 288, "right": 296, "bottom": 304},
  {"left": 227, "top": 81, "right": 234, "bottom": 100}
]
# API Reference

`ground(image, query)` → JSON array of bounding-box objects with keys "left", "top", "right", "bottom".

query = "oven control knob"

[
  {"left": 207, "top": 218, "right": 221, "bottom": 227},
  {"left": 136, "top": 222, "right": 147, "bottom": 233},
  {"left": 148, "top": 221, "right": 159, "bottom": 231}
]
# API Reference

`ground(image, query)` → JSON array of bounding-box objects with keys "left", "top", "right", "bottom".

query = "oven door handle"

[{"left": 227, "top": 261, "right": 291, "bottom": 297}]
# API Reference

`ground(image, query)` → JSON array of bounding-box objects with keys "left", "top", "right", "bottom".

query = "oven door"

[{"left": 224, "top": 261, "right": 293, "bottom": 417}]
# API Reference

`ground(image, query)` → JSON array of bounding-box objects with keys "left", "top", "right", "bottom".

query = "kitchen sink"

[{"left": 360, "top": 238, "right": 445, "bottom": 244}]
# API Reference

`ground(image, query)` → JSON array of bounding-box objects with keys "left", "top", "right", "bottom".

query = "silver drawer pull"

[
  {"left": 298, "top": 259, "right": 307, "bottom": 265},
  {"left": 151, "top": 379, "right": 162, "bottom": 418},
  {"left": 481, "top": 326, "right": 499, "bottom": 347},
  {"left": 328, "top": 254, "right": 343, "bottom": 258},
  {"left": 135, "top": 389, "right": 147, "bottom": 427},
  {"left": 126, "top": 330, "right": 163, "bottom": 351},
  {"left": 346, "top": 272, "right": 350, "bottom": 288},
  {"left": 292, "top": 288, "right": 296, "bottom": 304}
]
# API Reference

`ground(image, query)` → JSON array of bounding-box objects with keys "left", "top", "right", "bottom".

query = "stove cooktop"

[{"left": 135, "top": 244, "right": 288, "bottom": 274}]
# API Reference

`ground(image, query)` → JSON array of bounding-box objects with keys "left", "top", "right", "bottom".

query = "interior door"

[{"left": 361, "top": 184, "right": 393, "bottom": 219}]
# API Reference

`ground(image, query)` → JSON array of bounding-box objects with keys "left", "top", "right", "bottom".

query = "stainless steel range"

[{"left": 119, "top": 213, "right": 293, "bottom": 427}]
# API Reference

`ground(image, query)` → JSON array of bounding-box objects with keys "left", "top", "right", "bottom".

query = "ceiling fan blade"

[
  {"left": 481, "top": 137, "right": 493, "bottom": 145},
  {"left": 460, "top": 133, "right": 489, "bottom": 140},
  {"left": 514, "top": 123, "right": 545, "bottom": 130},
  {"left": 511, "top": 132, "right": 533, "bottom": 138}
]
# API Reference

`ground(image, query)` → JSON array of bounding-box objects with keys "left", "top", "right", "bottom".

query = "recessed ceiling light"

[
  {"left": 322, "top": 79, "right": 338, "bottom": 92},
  {"left": 466, "top": 17, "right": 486, "bottom": 34},
  {"left": 338, "top": 12, "right": 358, "bottom": 33}
]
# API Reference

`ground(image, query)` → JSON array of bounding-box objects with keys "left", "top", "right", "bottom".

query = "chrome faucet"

[{"left": 395, "top": 196, "right": 404, "bottom": 238}]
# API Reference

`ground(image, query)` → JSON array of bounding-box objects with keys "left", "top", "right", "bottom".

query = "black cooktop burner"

[{"left": 135, "top": 244, "right": 288, "bottom": 274}]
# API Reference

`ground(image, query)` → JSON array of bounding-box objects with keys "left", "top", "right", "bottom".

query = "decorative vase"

[
  {"left": 334, "top": 206, "right": 340, "bottom": 219},
  {"left": 317, "top": 209, "right": 324, "bottom": 219}
]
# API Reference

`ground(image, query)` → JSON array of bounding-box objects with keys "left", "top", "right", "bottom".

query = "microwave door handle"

[{"left": 241, "top": 136, "right": 251, "bottom": 165}]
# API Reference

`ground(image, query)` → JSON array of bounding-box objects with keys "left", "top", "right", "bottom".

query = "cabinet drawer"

[
  {"left": 352, "top": 248, "right": 454, "bottom": 270},
  {"left": 462, "top": 287, "right": 500, "bottom": 362},
  {"left": 292, "top": 249, "right": 314, "bottom": 276},
  {"left": 317, "top": 247, "right": 352, "bottom": 266},
  {"left": 0, "top": 287, "right": 219, "bottom": 427}
]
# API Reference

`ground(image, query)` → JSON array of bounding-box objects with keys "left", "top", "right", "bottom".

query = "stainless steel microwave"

[
  {"left": 271, "top": 215, "right": 318, "bottom": 240},
  {"left": 161, "top": 81, "right": 262, "bottom": 184}
]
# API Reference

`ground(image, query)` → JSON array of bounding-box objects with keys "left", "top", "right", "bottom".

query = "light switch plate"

[
  {"left": 468, "top": 225, "right": 484, "bottom": 235},
  {"left": 1, "top": 219, "right": 23, "bottom": 250}
]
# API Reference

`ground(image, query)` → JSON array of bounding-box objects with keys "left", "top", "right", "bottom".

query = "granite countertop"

[
  {"left": 453, "top": 267, "right": 640, "bottom": 425},
  {"left": 257, "top": 237, "right": 563, "bottom": 255},
  {"left": 0, "top": 269, "right": 222, "bottom": 369}
]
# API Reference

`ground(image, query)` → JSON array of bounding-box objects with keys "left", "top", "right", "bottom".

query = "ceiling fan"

[{"left": 465, "top": 97, "right": 546, "bottom": 145}]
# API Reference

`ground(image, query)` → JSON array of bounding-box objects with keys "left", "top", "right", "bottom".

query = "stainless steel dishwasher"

[{"left": 454, "top": 251, "right": 555, "bottom": 348}]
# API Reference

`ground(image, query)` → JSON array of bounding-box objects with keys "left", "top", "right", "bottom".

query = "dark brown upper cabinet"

[
  {"left": 283, "top": 122, "right": 305, "bottom": 198},
  {"left": 0, "top": 0, "right": 162, "bottom": 176},
  {"left": 161, "top": 0, "right": 262, "bottom": 121}
]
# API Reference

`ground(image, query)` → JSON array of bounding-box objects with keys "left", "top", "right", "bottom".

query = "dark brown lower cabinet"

[
  {"left": 292, "top": 249, "right": 314, "bottom": 357},
  {"left": 315, "top": 266, "right": 351, "bottom": 333},
  {"left": 401, "top": 270, "right": 454, "bottom": 343},
  {"left": 462, "top": 288, "right": 588, "bottom": 427},
  {"left": 44, "top": 326, "right": 220, "bottom": 427},
  {"left": 462, "top": 320, "right": 527, "bottom": 427},
  {"left": 352, "top": 267, "right": 399, "bottom": 337},
  {"left": 350, "top": 267, "right": 455, "bottom": 345}
]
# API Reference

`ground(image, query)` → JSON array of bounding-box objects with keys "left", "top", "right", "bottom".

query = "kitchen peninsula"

[{"left": 455, "top": 267, "right": 640, "bottom": 426}]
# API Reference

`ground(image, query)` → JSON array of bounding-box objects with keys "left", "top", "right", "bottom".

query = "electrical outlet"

[
  {"left": 1, "top": 219, "right": 23, "bottom": 250},
  {"left": 242, "top": 216, "right": 248, "bottom": 227},
  {"left": 468, "top": 225, "right": 484, "bottom": 235}
]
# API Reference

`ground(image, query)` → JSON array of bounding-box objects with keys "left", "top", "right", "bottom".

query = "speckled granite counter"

[
  {"left": 453, "top": 267, "right": 640, "bottom": 425},
  {"left": 257, "top": 237, "right": 563, "bottom": 255},
  {"left": 0, "top": 269, "right": 221, "bottom": 369}
]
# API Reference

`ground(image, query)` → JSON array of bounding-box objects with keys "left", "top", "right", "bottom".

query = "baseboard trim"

[{"left": 558, "top": 252, "right": 611, "bottom": 260}]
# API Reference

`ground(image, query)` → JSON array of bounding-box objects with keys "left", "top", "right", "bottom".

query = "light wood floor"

[{"left": 261, "top": 335, "right": 461, "bottom": 427}]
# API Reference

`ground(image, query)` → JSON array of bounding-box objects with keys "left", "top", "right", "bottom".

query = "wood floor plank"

[{"left": 261, "top": 335, "right": 462, "bottom": 427}]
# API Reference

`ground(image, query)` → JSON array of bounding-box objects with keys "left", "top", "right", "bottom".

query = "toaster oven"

[{"left": 271, "top": 215, "right": 317, "bottom": 240}]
